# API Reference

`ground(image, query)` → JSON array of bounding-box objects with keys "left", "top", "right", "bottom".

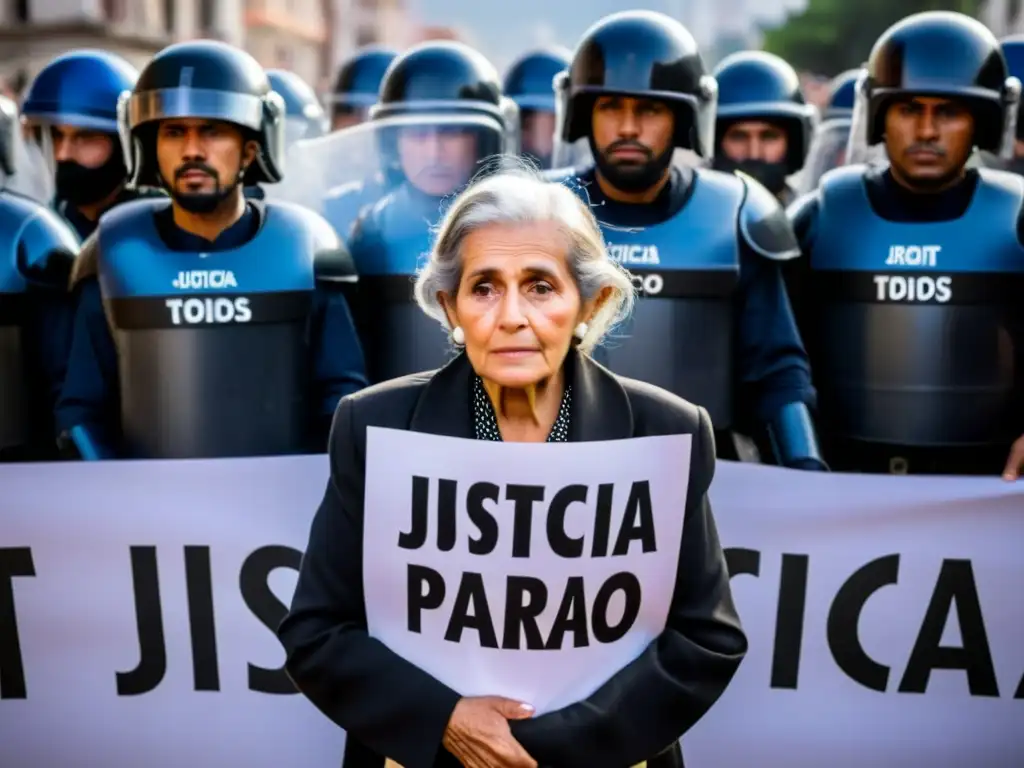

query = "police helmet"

[
  {"left": 824, "top": 69, "right": 860, "bottom": 121},
  {"left": 22, "top": 50, "right": 138, "bottom": 133},
  {"left": 713, "top": 51, "right": 816, "bottom": 172},
  {"left": 119, "top": 40, "right": 286, "bottom": 188},
  {"left": 503, "top": 48, "right": 571, "bottom": 112},
  {"left": 328, "top": 46, "right": 398, "bottom": 112},
  {"left": 559, "top": 11, "right": 717, "bottom": 157},
  {"left": 266, "top": 68, "right": 327, "bottom": 142},
  {"left": 863, "top": 12, "right": 1019, "bottom": 153}
]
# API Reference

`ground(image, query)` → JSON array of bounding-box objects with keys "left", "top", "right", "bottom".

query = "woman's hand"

[
  {"left": 442, "top": 696, "right": 538, "bottom": 768},
  {"left": 1004, "top": 435, "right": 1024, "bottom": 481}
]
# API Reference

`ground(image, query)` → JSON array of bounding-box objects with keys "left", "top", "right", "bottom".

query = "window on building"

[
  {"left": 13, "top": 0, "right": 28, "bottom": 22},
  {"left": 163, "top": 0, "right": 175, "bottom": 33},
  {"left": 102, "top": 0, "right": 125, "bottom": 22},
  {"left": 199, "top": 0, "right": 215, "bottom": 33}
]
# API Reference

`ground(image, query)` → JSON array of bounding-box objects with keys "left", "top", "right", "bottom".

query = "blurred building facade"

[
  {"left": 0, "top": 0, "right": 412, "bottom": 97},
  {"left": 981, "top": 0, "right": 1024, "bottom": 35}
]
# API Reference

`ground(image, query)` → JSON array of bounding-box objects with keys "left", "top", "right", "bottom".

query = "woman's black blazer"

[{"left": 279, "top": 349, "right": 748, "bottom": 768}]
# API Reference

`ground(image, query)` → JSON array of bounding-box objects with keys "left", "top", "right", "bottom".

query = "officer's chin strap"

[
  {"left": 766, "top": 402, "right": 829, "bottom": 471},
  {"left": 58, "top": 425, "right": 115, "bottom": 461}
]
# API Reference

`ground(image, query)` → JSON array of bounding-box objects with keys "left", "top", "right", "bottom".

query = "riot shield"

[
  {"left": 265, "top": 111, "right": 508, "bottom": 217},
  {"left": 795, "top": 117, "right": 852, "bottom": 194},
  {"left": 7, "top": 121, "right": 54, "bottom": 204},
  {"left": 845, "top": 71, "right": 888, "bottom": 169}
]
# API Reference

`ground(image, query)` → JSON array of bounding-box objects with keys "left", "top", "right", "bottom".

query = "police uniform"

[
  {"left": 0, "top": 122, "right": 80, "bottom": 460},
  {"left": 711, "top": 51, "right": 816, "bottom": 206},
  {"left": 789, "top": 13, "right": 1024, "bottom": 474},
  {"left": 551, "top": 11, "right": 824, "bottom": 471},
  {"left": 338, "top": 41, "right": 519, "bottom": 384},
  {"left": 56, "top": 40, "right": 366, "bottom": 460}
]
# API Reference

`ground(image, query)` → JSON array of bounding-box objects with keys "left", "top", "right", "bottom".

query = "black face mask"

[
  {"left": 55, "top": 154, "right": 127, "bottom": 206},
  {"left": 714, "top": 156, "right": 790, "bottom": 195},
  {"left": 163, "top": 161, "right": 242, "bottom": 214},
  {"left": 591, "top": 138, "right": 674, "bottom": 194}
]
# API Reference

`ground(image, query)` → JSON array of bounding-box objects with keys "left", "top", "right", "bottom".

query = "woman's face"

[{"left": 442, "top": 221, "right": 596, "bottom": 388}]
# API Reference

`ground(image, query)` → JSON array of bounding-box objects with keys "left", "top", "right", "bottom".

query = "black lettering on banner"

[
  {"left": 503, "top": 576, "right": 547, "bottom": 650},
  {"left": 772, "top": 555, "right": 810, "bottom": 690},
  {"left": 826, "top": 554, "right": 899, "bottom": 693},
  {"left": 611, "top": 481, "right": 657, "bottom": 556},
  {"left": 592, "top": 572, "right": 642, "bottom": 644},
  {"left": 444, "top": 572, "right": 498, "bottom": 648},
  {"left": 185, "top": 546, "right": 219, "bottom": 691},
  {"left": 547, "top": 484, "right": 588, "bottom": 558},
  {"left": 591, "top": 484, "right": 615, "bottom": 557},
  {"left": 117, "top": 546, "right": 168, "bottom": 696},
  {"left": 724, "top": 547, "right": 760, "bottom": 579},
  {"left": 436, "top": 479, "right": 458, "bottom": 553},
  {"left": 506, "top": 485, "right": 545, "bottom": 558},
  {"left": 407, "top": 564, "right": 445, "bottom": 633},
  {"left": 0, "top": 547, "right": 35, "bottom": 700},
  {"left": 898, "top": 559, "right": 999, "bottom": 697},
  {"left": 240, "top": 545, "right": 302, "bottom": 694},
  {"left": 546, "top": 577, "right": 589, "bottom": 649},
  {"left": 466, "top": 482, "right": 500, "bottom": 556},
  {"left": 399, "top": 476, "right": 429, "bottom": 550}
]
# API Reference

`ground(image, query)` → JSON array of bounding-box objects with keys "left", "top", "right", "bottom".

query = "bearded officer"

[
  {"left": 55, "top": 40, "right": 366, "bottom": 460},
  {"left": 245, "top": 68, "right": 327, "bottom": 200},
  {"left": 551, "top": 11, "right": 824, "bottom": 470},
  {"left": 712, "top": 51, "right": 816, "bottom": 206},
  {"left": 0, "top": 94, "right": 81, "bottom": 461},
  {"left": 503, "top": 47, "right": 571, "bottom": 168},
  {"left": 796, "top": 68, "right": 861, "bottom": 195},
  {"left": 326, "top": 46, "right": 398, "bottom": 132},
  {"left": 308, "top": 41, "right": 517, "bottom": 383},
  {"left": 788, "top": 12, "right": 1024, "bottom": 475},
  {"left": 20, "top": 51, "right": 146, "bottom": 240}
]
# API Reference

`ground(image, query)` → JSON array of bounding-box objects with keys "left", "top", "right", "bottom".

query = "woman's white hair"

[{"left": 413, "top": 159, "right": 635, "bottom": 354}]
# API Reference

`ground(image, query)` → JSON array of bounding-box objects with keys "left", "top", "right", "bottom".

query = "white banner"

[
  {"left": 0, "top": 456, "right": 1022, "bottom": 767},
  {"left": 362, "top": 428, "right": 690, "bottom": 714}
]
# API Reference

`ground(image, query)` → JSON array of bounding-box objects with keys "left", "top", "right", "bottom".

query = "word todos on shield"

[
  {"left": 873, "top": 275, "right": 952, "bottom": 303},
  {"left": 165, "top": 297, "right": 253, "bottom": 325}
]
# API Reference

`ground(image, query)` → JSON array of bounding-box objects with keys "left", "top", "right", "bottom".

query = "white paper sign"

[{"left": 362, "top": 427, "right": 692, "bottom": 714}]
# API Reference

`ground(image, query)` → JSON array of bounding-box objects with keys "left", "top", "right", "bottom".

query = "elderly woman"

[{"left": 278, "top": 167, "right": 747, "bottom": 768}]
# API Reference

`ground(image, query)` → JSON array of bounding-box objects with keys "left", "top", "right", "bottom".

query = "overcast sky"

[{"left": 406, "top": 0, "right": 687, "bottom": 72}]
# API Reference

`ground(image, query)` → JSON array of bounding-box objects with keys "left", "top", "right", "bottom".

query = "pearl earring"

[
  {"left": 452, "top": 326, "right": 466, "bottom": 345},
  {"left": 574, "top": 322, "right": 589, "bottom": 341}
]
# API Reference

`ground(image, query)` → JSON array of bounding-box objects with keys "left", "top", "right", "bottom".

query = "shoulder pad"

[
  {"left": 325, "top": 179, "right": 365, "bottom": 200},
  {"left": 977, "top": 166, "right": 1024, "bottom": 195},
  {"left": 6, "top": 195, "right": 81, "bottom": 290},
  {"left": 69, "top": 233, "right": 99, "bottom": 289},
  {"left": 737, "top": 172, "right": 801, "bottom": 261},
  {"left": 785, "top": 188, "right": 820, "bottom": 223},
  {"left": 266, "top": 200, "right": 357, "bottom": 283},
  {"left": 98, "top": 196, "right": 169, "bottom": 228}
]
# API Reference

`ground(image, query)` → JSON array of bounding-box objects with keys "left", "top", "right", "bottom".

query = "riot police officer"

[
  {"left": 56, "top": 40, "right": 367, "bottom": 460},
  {"left": 296, "top": 48, "right": 399, "bottom": 242},
  {"left": 20, "top": 51, "right": 145, "bottom": 239},
  {"left": 245, "top": 69, "right": 328, "bottom": 200},
  {"left": 0, "top": 94, "right": 80, "bottom": 461},
  {"left": 503, "top": 47, "right": 571, "bottom": 168},
  {"left": 712, "top": 51, "right": 816, "bottom": 205},
  {"left": 267, "top": 69, "right": 328, "bottom": 146},
  {"left": 326, "top": 46, "right": 398, "bottom": 131},
  {"left": 551, "top": 10, "right": 824, "bottom": 471},
  {"left": 788, "top": 12, "right": 1024, "bottom": 474},
  {"left": 279, "top": 41, "right": 519, "bottom": 383},
  {"left": 796, "top": 68, "right": 861, "bottom": 195}
]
